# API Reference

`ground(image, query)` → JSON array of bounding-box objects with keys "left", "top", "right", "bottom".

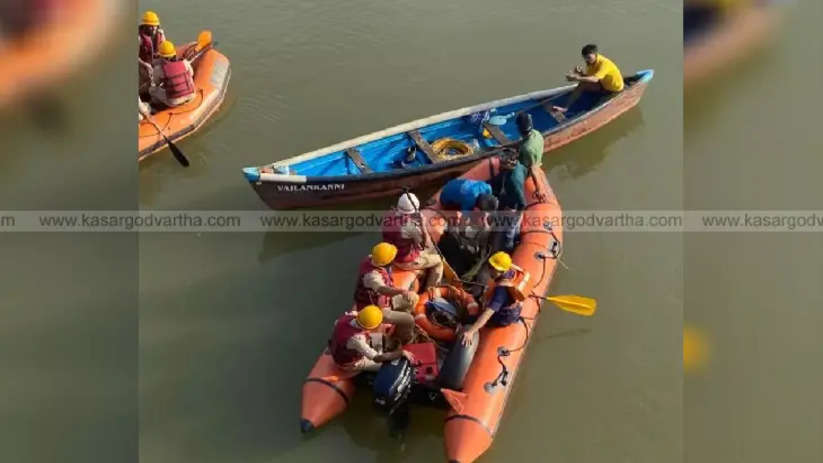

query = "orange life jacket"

[
  {"left": 413, "top": 285, "right": 480, "bottom": 342},
  {"left": 483, "top": 264, "right": 530, "bottom": 303}
]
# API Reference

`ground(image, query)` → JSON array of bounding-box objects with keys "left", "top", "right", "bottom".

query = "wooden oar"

[
  {"left": 139, "top": 107, "right": 190, "bottom": 167},
  {"left": 540, "top": 295, "right": 597, "bottom": 316}
]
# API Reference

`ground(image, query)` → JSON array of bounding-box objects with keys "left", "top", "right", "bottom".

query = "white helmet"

[{"left": 397, "top": 192, "right": 420, "bottom": 214}]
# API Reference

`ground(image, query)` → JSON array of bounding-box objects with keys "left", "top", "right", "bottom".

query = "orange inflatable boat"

[
  {"left": 137, "top": 39, "right": 230, "bottom": 161},
  {"left": 300, "top": 156, "right": 563, "bottom": 463},
  {"left": 0, "top": 0, "right": 119, "bottom": 108}
]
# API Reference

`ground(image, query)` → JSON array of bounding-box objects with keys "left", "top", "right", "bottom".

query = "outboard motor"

[
  {"left": 372, "top": 343, "right": 439, "bottom": 414},
  {"left": 373, "top": 357, "right": 413, "bottom": 415}
]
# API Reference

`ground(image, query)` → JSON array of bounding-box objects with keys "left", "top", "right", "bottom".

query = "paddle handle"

[{"left": 139, "top": 106, "right": 190, "bottom": 167}]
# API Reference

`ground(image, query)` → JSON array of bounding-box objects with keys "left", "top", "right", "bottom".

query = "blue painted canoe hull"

[{"left": 244, "top": 70, "right": 653, "bottom": 209}]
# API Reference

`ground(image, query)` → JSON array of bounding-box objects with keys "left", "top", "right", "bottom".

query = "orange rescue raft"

[
  {"left": 300, "top": 157, "right": 563, "bottom": 463},
  {"left": 138, "top": 41, "right": 230, "bottom": 161}
]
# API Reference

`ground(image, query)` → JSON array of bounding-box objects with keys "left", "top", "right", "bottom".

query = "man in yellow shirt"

[{"left": 553, "top": 44, "right": 624, "bottom": 114}]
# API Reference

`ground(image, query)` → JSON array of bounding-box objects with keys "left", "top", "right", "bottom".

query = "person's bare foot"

[{"left": 552, "top": 105, "right": 568, "bottom": 114}]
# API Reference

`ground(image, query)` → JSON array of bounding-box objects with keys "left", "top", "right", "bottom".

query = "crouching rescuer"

[{"left": 460, "top": 251, "right": 530, "bottom": 346}]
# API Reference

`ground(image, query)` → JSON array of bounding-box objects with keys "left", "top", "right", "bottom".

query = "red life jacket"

[
  {"left": 138, "top": 33, "right": 154, "bottom": 63},
  {"left": 381, "top": 211, "right": 422, "bottom": 263},
  {"left": 161, "top": 60, "right": 195, "bottom": 100},
  {"left": 138, "top": 28, "right": 164, "bottom": 62},
  {"left": 353, "top": 257, "right": 392, "bottom": 309},
  {"left": 328, "top": 314, "right": 369, "bottom": 366}
]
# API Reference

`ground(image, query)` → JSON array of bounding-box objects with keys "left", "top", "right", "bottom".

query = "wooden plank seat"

[
  {"left": 541, "top": 99, "right": 567, "bottom": 123},
  {"left": 345, "top": 147, "right": 373, "bottom": 174},
  {"left": 482, "top": 122, "right": 513, "bottom": 145},
  {"left": 407, "top": 129, "right": 443, "bottom": 163}
]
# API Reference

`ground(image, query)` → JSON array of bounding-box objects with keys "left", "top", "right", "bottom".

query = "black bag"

[
  {"left": 425, "top": 297, "right": 461, "bottom": 329},
  {"left": 373, "top": 357, "right": 413, "bottom": 414}
]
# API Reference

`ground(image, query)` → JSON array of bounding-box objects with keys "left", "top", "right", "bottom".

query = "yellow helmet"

[
  {"left": 157, "top": 40, "right": 176, "bottom": 58},
  {"left": 357, "top": 305, "right": 383, "bottom": 330},
  {"left": 371, "top": 242, "right": 398, "bottom": 267},
  {"left": 141, "top": 11, "right": 160, "bottom": 27},
  {"left": 488, "top": 251, "right": 512, "bottom": 272}
]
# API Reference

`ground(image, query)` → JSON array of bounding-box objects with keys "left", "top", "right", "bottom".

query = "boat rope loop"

[
  {"left": 486, "top": 316, "right": 530, "bottom": 391},
  {"left": 431, "top": 138, "right": 473, "bottom": 162},
  {"left": 485, "top": 232, "right": 561, "bottom": 392},
  {"left": 485, "top": 230, "right": 563, "bottom": 392},
  {"left": 529, "top": 222, "right": 562, "bottom": 294}
]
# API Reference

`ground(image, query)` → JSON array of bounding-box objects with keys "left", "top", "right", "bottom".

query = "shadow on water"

[
  {"left": 684, "top": 43, "right": 778, "bottom": 129},
  {"left": 0, "top": 119, "right": 26, "bottom": 176},
  {"left": 0, "top": 93, "right": 76, "bottom": 176},
  {"left": 256, "top": 184, "right": 443, "bottom": 263},
  {"left": 27, "top": 94, "right": 70, "bottom": 133},
  {"left": 137, "top": 90, "right": 240, "bottom": 206},
  {"left": 338, "top": 396, "right": 445, "bottom": 461},
  {"left": 258, "top": 231, "right": 361, "bottom": 263},
  {"left": 140, "top": 260, "right": 339, "bottom": 461},
  {"left": 140, "top": 249, "right": 446, "bottom": 462},
  {"left": 544, "top": 107, "right": 645, "bottom": 180},
  {"left": 532, "top": 327, "right": 592, "bottom": 344}
]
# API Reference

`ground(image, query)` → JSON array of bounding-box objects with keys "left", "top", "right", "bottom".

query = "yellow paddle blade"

[
  {"left": 545, "top": 295, "right": 597, "bottom": 316},
  {"left": 196, "top": 30, "right": 213, "bottom": 51}
]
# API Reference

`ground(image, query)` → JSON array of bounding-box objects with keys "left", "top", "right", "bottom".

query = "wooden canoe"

[
  {"left": 138, "top": 41, "right": 231, "bottom": 161},
  {"left": 243, "top": 70, "right": 653, "bottom": 209},
  {"left": 299, "top": 156, "right": 563, "bottom": 463}
]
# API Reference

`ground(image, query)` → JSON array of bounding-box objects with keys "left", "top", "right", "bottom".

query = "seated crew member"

[
  {"left": 437, "top": 194, "right": 498, "bottom": 278},
  {"left": 138, "top": 10, "right": 165, "bottom": 95},
  {"left": 149, "top": 40, "right": 196, "bottom": 108},
  {"left": 553, "top": 43, "right": 624, "bottom": 114},
  {"left": 353, "top": 242, "right": 419, "bottom": 314},
  {"left": 328, "top": 305, "right": 415, "bottom": 372},
  {"left": 382, "top": 192, "right": 444, "bottom": 291}
]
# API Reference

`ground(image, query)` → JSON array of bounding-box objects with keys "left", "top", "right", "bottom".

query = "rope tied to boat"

[
  {"left": 485, "top": 234, "right": 561, "bottom": 392},
  {"left": 485, "top": 316, "right": 529, "bottom": 391},
  {"left": 430, "top": 138, "right": 473, "bottom": 162}
]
